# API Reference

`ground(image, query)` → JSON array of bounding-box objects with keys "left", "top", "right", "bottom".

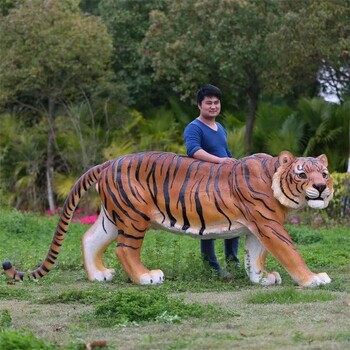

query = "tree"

[
  {"left": 0, "top": 113, "right": 48, "bottom": 209},
  {"left": 144, "top": 0, "right": 281, "bottom": 153},
  {"left": 0, "top": 0, "right": 114, "bottom": 210},
  {"left": 266, "top": 0, "right": 350, "bottom": 171},
  {"left": 266, "top": 0, "right": 350, "bottom": 101},
  {"left": 99, "top": 0, "right": 169, "bottom": 109}
]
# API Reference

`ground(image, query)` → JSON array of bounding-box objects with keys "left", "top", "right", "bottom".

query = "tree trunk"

[
  {"left": 244, "top": 74, "right": 260, "bottom": 154},
  {"left": 46, "top": 97, "right": 56, "bottom": 211},
  {"left": 348, "top": 119, "right": 350, "bottom": 173}
]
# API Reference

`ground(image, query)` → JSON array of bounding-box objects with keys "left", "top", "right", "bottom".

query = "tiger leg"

[
  {"left": 257, "top": 224, "right": 331, "bottom": 287},
  {"left": 245, "top": 234, "right": 282, "bottom": 286},
  {"left": 116, "top": 229, "right": 164, "bottom": 285},
  {"left": 82, "top": 209, "right": 118, "bottom": 282}
]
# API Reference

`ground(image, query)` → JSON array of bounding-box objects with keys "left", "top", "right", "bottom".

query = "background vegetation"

[
  {"left": 0, "top": 2, "right": 349, "bottom": 349},
  {"left": 0, "top": 0, "right": 349, "bottom": 212}
]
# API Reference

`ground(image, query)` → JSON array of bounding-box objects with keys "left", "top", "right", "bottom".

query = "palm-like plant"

[
  {"left": 297, "top": 98, "right": 347, "bottom": 172},
  {"left": 226, "top": 126, "right": 246, "bottom": 159},
  {"left": 265, "top": 113, "right": 305, "bottom": 155},
  {"left": 298, "top": 98, "right": 341, "bottom": 154},
  {"left": 138, "top": 108, "right": 186, "bottom": 154},
  {"left": 254, "top": 102, "right": 299, "bottom": 155}
]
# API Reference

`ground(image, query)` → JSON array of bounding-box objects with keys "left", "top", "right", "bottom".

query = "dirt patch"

[{"left": 2, "top": 289, "right": 350, "bottom": 349}]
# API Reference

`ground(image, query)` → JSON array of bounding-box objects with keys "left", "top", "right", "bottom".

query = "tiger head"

[{"left": 272, "top": 151, "right": 334, "bottom": 210}]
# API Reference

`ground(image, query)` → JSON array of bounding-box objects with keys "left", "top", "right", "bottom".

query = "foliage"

[
  {"left": 297, "top": 98, "right": 344, "bottom": 161},
  {"left": 226, "top": 126, "right": 246, "bottom": 159},
  {"left": 0, "top": 310, "right": 12, "bottom": 329},
  {"left": 288, "top": 228, "right": 323, "bottom": 245},
  {"left": 246, "top": 287, "right": 336, "bottom": 304},
  {"left": 251, "top": 97, "right": 349, "bottom": 172},
  {"left": 266, "top": 0, "right": 350, "bottom": 99},
  {"left": 0, "top": 0, "right": 111, "bottom": 103},
  {"left": 0, "top": 0, "right": 18, "bottom": 16},
  {"left": 89, "top": 288, "right": 236, "bottom": 327},
  {"left": 98, "top": 0, "right": 168, "bottom": 109},
  {"left": 1, "top": 1, "right": 349, "bottom": 209},
  {"left": 0, "top": 114, "right": 49, "bottom": 209},
  {"left": 51, "top": 104, "right": 187, "bottom": 211},
  {"left": 144, "top": 0, "right": 282, "bottom": 153},
  {"left": 254, "top": 102, "right": 302, "bottom": 154},
  {"left": 0, "top": 329, "right": 57, "bottom": 350},
  {"left": 0, "top": 0, "right": 113, "bottom": 105},
  {"left": 145, "top": 0, "right": 276, "bottom": 100},
  {"left": 138, "top": 109, "right": 185, "bottom": 153},
  {"left": 326, "top": 172, "right": 350, "bottom": 220},
  {"left": 0, "top": 0, "right": 116, "bottom": 210}
]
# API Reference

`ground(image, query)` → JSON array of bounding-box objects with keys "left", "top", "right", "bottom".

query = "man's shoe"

[{"left": 220, "top": 271, "right": 233, "bottom": 282}]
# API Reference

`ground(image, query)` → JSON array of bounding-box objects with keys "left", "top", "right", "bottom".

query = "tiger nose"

[{"left": 313, "top": 183, "right": 326, "bottom": 193}]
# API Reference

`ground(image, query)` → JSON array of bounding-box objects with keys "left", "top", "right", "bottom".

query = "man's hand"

[
  {"left": 193, "top": 150, "right": 236, "bottom": 164},
  {"left": 219, "top": 157, "right": 236, "bottom": 164}
]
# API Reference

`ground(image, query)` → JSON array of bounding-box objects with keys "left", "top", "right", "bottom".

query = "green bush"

[
  {"left": 0, "top": 310, "right": 12, "bottom": 329},
  {"left": 288, "top": 226, "right": 323, "bottom": 245},
  {"left": 90, "top": 288, "right": 236, "bottom": 327},
  {"left": 0, "top": 329, "right": 56, "bottom": 350},
  {"left": 327, "top": 172, "right": 350, "bottom": 219}
]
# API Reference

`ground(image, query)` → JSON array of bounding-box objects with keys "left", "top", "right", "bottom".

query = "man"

[{"left": 184, "top": 84, "right": 240, "bottom": 279}]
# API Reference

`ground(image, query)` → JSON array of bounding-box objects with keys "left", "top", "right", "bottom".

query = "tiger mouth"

[{"left": 306, "top": 196, "right": 323, "bottom": 201}]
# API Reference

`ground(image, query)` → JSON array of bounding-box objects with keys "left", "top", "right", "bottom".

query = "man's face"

[{"left": 198, "top": 96, "right": 221, "bottom": 119}]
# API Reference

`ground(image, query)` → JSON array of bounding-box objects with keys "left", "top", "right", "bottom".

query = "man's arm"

[{"left": 184, "top": 123, "right": 235, "bottom": 164}]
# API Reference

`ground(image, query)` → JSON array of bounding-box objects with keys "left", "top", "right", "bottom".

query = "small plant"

[
  {"left": 89, "top": 288, "right": 236, "bottom": 327},
  {"left": 0, "top": 310, "right": 12, "bottom": 329},
  {"left": 288, "top": 226, "right": 323, "bottom": 244},
  {"left": 0, "top": 329, "right": 56, "bottom": 350},
  {"left": 327, "top": 173, "right": 350, "bottom": 220}
]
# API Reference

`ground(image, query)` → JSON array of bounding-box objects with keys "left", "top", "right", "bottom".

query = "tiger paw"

[
  {"left": 260, "top": 271, "right": 282, "bottom": 286},
  {"left": 304, "top": 272, "right": 331, "bottom": 287},
  {"left": 88, "top": 268, "right": 115, "bottom": 282},
  {"left": 139, "top": 270, "right": 165, "bottom": 285}
]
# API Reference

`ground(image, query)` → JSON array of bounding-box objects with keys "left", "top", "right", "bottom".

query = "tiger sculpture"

[{"left": 3, "top": 151, "right": 334, "bottom": 287}]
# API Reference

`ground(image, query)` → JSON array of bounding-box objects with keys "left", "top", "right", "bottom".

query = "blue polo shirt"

[{"left": 184, "top": 118, "right": 232, "bottom": 158}]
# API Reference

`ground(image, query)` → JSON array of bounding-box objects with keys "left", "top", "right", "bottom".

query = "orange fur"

[{"left": 3, "top": 151, "right": 333, "bottom": 287}]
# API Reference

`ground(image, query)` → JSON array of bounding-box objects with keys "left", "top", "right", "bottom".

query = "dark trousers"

[{"left": 200, "top": 237, "right": 240, "bottom": 273}]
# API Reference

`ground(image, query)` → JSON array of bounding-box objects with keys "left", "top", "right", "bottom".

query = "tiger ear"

[
  {"left": 317, "top": 154, "right": 328, "bottom": 167},
  {"left": 278, "top": 151, "right": 295, "bottom": 166}
]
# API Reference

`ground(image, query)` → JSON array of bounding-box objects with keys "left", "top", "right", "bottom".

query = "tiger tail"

[{"left": 2, "top": 160, "right": 112, "bottom": 280}]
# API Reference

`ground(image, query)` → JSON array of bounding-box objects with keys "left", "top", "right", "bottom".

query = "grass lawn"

[{"left": 0, "top": 208, "right": 349, "bottom": 349}]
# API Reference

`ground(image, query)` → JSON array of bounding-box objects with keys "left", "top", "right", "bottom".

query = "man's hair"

[{"left": 196, "top": 84, "right": 222, "bottom": 104}]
